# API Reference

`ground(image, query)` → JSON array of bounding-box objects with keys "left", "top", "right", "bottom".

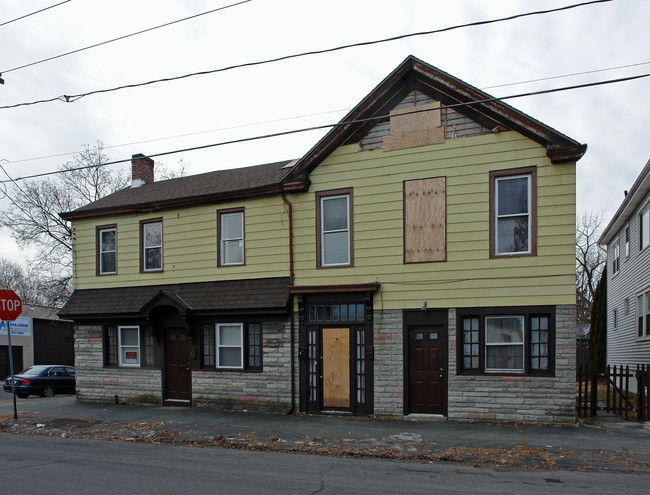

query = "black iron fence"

[{"left": 576, "top": 364, "right": 650, "bottom": 421}]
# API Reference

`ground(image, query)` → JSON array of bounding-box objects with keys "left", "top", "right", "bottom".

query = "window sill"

[{"left": 195, "top": 368, "right": 262, "bottom": 373}]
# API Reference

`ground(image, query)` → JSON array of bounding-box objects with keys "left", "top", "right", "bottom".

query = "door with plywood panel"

[{"left": 321, "top": 327, "right": 350, "bottom": 409}]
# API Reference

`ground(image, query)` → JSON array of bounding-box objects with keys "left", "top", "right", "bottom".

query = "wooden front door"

[
  {"left": 164, "top": 327, "right": 191, "bottom": 404},
  {"left": 322, "top": 328, "right": 350, "bottom": 409},
  {"left": 408, "top": 324, "right": 446, "bottom": 414}
]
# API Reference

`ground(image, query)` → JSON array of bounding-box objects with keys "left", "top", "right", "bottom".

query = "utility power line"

[
  {"left": 1, "top": 71, "right": 646, "bottom": 184},
  {"left": 0, "top": 0, "right": 613, "bottom": 110},
  {"left": 0, "top": 1, "right": 71, "bottom": 28},
  {"left": 1, "top": 0, "right": 252, "bottom": 75}
]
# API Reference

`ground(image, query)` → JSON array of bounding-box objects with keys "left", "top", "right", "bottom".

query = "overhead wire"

[
  {"left": 1, "top": 0, "right": 252, "bottom": 74},
  {"left": 1, "top": 71, "right": 647, "bottom": 184},
  {"left": 2, "top": 57, "right": 646, "bottom": 167},
  {"left": 0, "top": 0, "right": 614, "bottom": 110},
  {"left": 0, "top": 1, "right": 71, "bottom": 28}
]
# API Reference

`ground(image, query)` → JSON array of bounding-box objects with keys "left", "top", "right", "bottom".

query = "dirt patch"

[{"left": 1, "top": 417, "right": 649, "bottom": 472}]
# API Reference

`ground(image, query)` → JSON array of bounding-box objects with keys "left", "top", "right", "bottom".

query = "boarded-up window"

[{"left": 404, "top": 177, "right": 446, "bottom": 263}]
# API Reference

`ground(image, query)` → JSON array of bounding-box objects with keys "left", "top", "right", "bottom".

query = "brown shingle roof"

[
  {"left": 58, "top": 277, "right": 291, "bottom": 319},
  {"left": 61, "top": 160, "right": 294, "bottom": 220}
]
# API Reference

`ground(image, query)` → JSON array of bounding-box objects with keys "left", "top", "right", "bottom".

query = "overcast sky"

[{"left": 1, "top": 0, "right": 648, "bottom": 266}]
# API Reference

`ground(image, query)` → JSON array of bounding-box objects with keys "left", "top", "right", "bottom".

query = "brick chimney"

[{"left": 131, "top": 153, "right": 154, "bottom": 187}]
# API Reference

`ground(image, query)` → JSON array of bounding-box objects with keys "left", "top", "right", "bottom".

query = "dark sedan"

[{"left": 3, "top": 365, "right": 76, "bottom": 398}]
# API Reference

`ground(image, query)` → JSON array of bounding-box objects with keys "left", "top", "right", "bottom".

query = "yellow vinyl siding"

[
  {"left": 290, "top": 131, "right": 575, "bottom": 309},
  {"left": 72, "top": 195, "right": 289, "bottom": 289}
]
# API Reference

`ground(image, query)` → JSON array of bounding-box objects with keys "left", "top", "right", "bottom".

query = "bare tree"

[
  {"left": 0, "top": 257, "right": 67, "bottom": 307},
  {"left": 155, "top": 158, "right": 189, "bottom": 180},
  {"left": 0, "top": 141, "right": 129, "bottom": 300},
  {"left": 576, "top": 210, "right": 607, "bottom": 327}
]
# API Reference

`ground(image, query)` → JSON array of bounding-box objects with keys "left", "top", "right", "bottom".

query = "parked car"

[{"left": 3, "top": 365, "right": 76, "bottom": 398}]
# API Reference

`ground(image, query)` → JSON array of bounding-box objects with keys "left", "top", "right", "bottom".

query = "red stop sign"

[{"left": 0, "top": 289, "right": 22, "bottom": 321}]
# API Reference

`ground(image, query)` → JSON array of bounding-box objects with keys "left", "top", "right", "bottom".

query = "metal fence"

[{"left": 576, "top": 364, "right": 650, "bottom": 421}]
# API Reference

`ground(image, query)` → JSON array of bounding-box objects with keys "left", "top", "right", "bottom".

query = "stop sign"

[{"left": 0, "top": 289, "right": 22, "bottom": 321}]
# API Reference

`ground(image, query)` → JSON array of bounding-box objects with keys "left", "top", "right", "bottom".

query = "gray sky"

[{"left": 1, "top": 0, "right": 649, "bottom": 266}]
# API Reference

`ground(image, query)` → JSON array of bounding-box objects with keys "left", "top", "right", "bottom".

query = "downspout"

[{"left": 282, "top": 194, "right": 296, "bottom": 414}]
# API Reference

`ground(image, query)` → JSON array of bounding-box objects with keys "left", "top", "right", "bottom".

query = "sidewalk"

[{"left": 1, "top": 392, "right": 649, "bottom": 472}]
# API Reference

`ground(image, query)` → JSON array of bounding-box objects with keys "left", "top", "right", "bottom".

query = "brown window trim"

[
  {"left": 139, "top": 217, "right": 163, "bottom": 273},
  {"left": 489, "top": 166, "right": 537, "bottom": 259},
  {"left": 96, "top": 224, "right": 117, "bottom": 276},
  {"left": 456, "top": 305, "right": 555, "bottom": 377},
  {"left": 217, "top": 207, "right": 245, "bottom": 267},
  {"left": 315, "top": 188, "right": 354, "bottom": 269}
]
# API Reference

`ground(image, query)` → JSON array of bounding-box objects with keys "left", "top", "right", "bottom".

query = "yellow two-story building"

[{"left": 60, "top": 56, "right": 585, "bottom": 422}]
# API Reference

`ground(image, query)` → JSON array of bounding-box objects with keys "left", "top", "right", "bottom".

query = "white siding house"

[{"left": 599, "top": 159, "right": 650, "bottom": 371}]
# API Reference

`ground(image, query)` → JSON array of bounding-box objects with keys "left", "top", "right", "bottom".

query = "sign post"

[{"left": 0, "top": 289, "right": 23, "bottom": 420}]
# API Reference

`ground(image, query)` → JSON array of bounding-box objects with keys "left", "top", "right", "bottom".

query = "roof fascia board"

[
  {"left": 599, "top": 159, "right": 650, "bottom": 245},
  {"left": 283, "top": 55, "right": 586, "bottom": 183}
]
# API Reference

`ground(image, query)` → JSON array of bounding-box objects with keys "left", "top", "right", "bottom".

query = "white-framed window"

[
  {"left": 98, "top": 226, "right": 117, "bottom": 275},
  {"left": 219, "top": 210, "right": 244, "bottom": 266},
  {"left": 217, "top": 323, "right": 244, "bottom": 369},
  {"left": 640, "top": 204, "right": 650, "bottom": 251},
  {"left": 625, "top": 226, "right": 630, "bottom": 258},
  {"left": 141, "top": 220, "right": 163, "bottom": 272},
  {"left": 485, "top": 316, "right": 525, "bottom": 372},
  {"left": 612, "top": 241, "right": 620, "bottom": 274},
  {"left": 637, "top": 289, "right": 650, "bottom": 339},
  {"left": 118, "top": 326, "right": 140, "bottom": 367},
  {"left": 319, "top": 193, "right": 351, "bottom": 267},
  {"left": 494, "top": 174, "right": 532, "bottom": 255}
]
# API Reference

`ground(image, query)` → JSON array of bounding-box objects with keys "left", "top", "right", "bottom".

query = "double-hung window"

[
  {"left": 218, "top": 209, "right": 244, "bottom": 266},
  {"left": 118, "top": 326, "right": 140, "bottom": 367},
  {"left": 641, "top": 204, "right": 650, "bottom": 251},
  {"left": 104, "top": 325, "right": 155, "bottom": 368},
  {"left": 625, "top": 226, "right": 630, "bottom": 258},
  {"left": 458, "top": 307, "right": 554, "bottom": 375},
  {"left": 612, "top": 241, "right": 620, "bottom": 274},
  {"left": 97, "top": 225, "right": 117, "bottom": 275},
  {"left": 637, "top": 289, "right": 650, "bottom": 339},
  {"left": 201, "top": 322, "right": 262, "bottom": 371},
  {"left": 140, "top": 219, "right": 163, "bottom": 272},
  {"left": 317, "top": 189, "right": 353, "bottom": 268},
  {"left": 490, "top": 167, "right": 537, "bottom": 258}
]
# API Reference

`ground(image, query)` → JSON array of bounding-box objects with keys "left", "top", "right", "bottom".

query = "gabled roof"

[
  {"left": 599, "top": 159, "right": 650, "bottom": 246},
  {"left": 60, "top": 160, "right": 298, "bottom": 220},
  {"left": 58, "top": 277, "right": 291, "bottom": 319},
  {"left": 61, "top": 56, "right": 586, "bottom": 221},
  {"left": 283, "top": 55, "right": 586, "bottom": 182}
]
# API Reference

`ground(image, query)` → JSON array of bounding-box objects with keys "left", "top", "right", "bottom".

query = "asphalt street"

[{"left": 2, "top": 434, "right": 649, "bottom": 495}]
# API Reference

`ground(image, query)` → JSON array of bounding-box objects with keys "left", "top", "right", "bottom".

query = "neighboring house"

[
  {"left": 59, "top": 56, "right": 585, "bottom": 422},
  {"left": 1, "top": 305, "right": 74, "bottom": 378},
  {"left": 599, "top": 159, "right": 650, "bottom": 376}
]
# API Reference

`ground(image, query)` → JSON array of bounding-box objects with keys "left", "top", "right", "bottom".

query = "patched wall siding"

[{"left": 447, "top": 305, "right": 576, "bottom": 423}]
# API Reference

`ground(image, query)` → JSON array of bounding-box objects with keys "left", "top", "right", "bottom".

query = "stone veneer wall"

[
  {"left": 75, "top": 319, "right": 297, "bottom": 412},
  {"left": 373, "top": 309, "right": 404, "bottom": 417},
  {"left": 75, "top": 324, "right": 161, "bottom": 404},
  {"left": 447, "top": 305, "right": 577, "bottom": 423},
  {"left": 192, "top": 319, "right": 294, "bottom": 413}
]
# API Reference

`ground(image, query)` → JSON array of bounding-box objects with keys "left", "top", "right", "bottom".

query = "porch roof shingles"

[{"left": 58, "top": 277, "right": 291, "bottom": 319}]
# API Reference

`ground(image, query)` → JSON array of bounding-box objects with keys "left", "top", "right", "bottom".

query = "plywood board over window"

[
  {"left": 404, "top": 177, "right": 446, "bottom": 263},
  {"left": 384, "top": 101, "right": 445, "bottom": 151}
]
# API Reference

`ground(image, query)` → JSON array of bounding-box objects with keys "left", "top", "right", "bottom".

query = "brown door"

[
  {"left": 408, "top": 325, "right": 445, "bottom": 414},
  {"left": 322, "top": 328, "right": 350, "bottom": 409},
  {"left": 164, "top": 327, "right": 191, "bottom": 404}
]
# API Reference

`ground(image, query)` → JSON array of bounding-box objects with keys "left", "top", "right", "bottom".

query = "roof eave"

[{"left": 599, "top": 158, "right": 650, "bottom": 245}]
